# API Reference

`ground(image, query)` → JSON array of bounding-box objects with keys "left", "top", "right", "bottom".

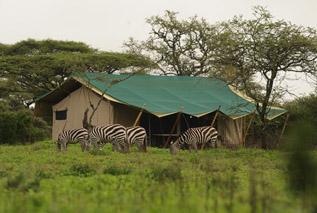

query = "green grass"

[{"left": 0, "top": 141, "right": 314, "bottom": 212}]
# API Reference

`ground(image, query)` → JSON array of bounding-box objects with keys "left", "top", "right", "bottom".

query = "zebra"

[
  {"left": 170, "top": 126, "right": 218, "bottom": 155},
  {"left": 89, "top": 124, "right": 128, "bottom": 153},
  {"left": 57, "top": 128, "right": 89, "bottom": 152},
  {"left": 126, "top": 126, "right": 147, "bottom": 152}
]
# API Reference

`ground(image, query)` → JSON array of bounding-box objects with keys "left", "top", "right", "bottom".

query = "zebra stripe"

[
  {"left": 57, "top": 128, "right": 89, "bottom": 152},
  {"left": 89, "top": 124, "right": 128, "bottom": 153},
  {"left": 126, "top": 126, "right": 147, "bottom": 152},
  {"left": 170, "top": 126, "right": 218, "bottom": 155}
]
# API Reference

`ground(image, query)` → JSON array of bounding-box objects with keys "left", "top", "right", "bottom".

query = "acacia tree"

[
  {"left": 124, "top": 10, "right": 222, "bottom": 76},
  {"left": 216, "top": 6, "right": 317, "bottom": 149},
  {"left": 0, "top": 39, "right": 155, "bottom": 107}
]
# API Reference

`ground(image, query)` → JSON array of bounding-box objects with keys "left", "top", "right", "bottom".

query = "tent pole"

[
  {"left": 243, "top": 109, "right": 256, "bottom": 147},
  {"left": 133, "top": 104, "right": 146, "bottom": 127},
  {"left": 277, "top": 111, "right": 290, "bottom": 148},
  {"left": 164, "top": 107, "right": 184, "bottom": 149},
  {"left": 244, "top": 116, "right": 246, "bottom": 137},
  {"left": 148, "top": 113, "right": 152, "bottom": 146},
  {"left": 201, "top": 104, "right": 221, "bottom": 150}
]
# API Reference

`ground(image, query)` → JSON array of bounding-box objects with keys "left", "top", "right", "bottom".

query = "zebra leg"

[
  {"left": 120, "top": 142, "right": 129, "bottom": 153},
  {"left": 92, "top": 139, "right": 97, "bottom": 149},
  {"left": 137, "top": 144, "right": 143, "bottom": 152},
  {"left": 112, "top": 143, "right": 117, "bottom": 152},
  {"left": 56, "top": 142, "right": 62, "bottom": 151},
  {"left": 192, "top": 143, "right": 198, "bottom": 153},
  {"left": 188, "top": 145, "right": 192, "bottom": 153},
  {"left": 80, "top": 141, "right": 86, "bottom": 152},
  {"left": 189, "top": 143, "right": 198, "bottom": 153},
  {"left": 85, "top": 141, "right": 91, "bottom": 151},
  {"left": 62, "top": 141, "right": 67, "bottom": 151}
]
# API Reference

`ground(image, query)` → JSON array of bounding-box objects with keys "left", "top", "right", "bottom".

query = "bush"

[
  {"left": 0, "top": 110, "right": 50, "bottom": 144},
  {"left": 0, "top": 111, "right": 18, "bottom": 144},
  {"left": 68, "top": 164, "right": 96, "bottom": 177},
  {"left": 35, "top": 169, "right": 52, "bottom": 179},
  {"left": 145, "top": 165, "right": 182, "bottom": 183},
  {"left": 284, "top": 94, "right": 317, "bottom": 147},
  {"left": 5, "top": 172, "right": 41, "bottom": 192},
  {"left": 103, "top": 166, "right": 131, "bottom": 176},
  {"left": 89, "top": 149, "right": 106, "bottom": 156}
]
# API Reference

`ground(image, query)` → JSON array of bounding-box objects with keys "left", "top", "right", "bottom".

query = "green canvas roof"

[{"left": 70, "top": 73, "right": 286, "bottom": 119}]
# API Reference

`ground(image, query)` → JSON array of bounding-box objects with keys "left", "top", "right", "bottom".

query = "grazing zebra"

[
  {"left": 126, "top": 126, "right": 147, "bottom": 152},
  {"left": 89, "top": 124, "right": 128, "bottom": 153},
  {"left": 170, "top": 126, "right": 218, "bottom": 155},
  {"left": 57, "top": 128, "right": 89, "bottom": 152}
]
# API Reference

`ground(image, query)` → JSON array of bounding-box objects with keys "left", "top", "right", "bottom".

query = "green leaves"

[
  {"left": 1, "top": 39, "right": 93, "bottom": 56},
  {"left": 0, "top": 39, "right": 156, "bottom": 108},
  {"left": 125, "top": 10, "right": 220, "bottom": 76}
]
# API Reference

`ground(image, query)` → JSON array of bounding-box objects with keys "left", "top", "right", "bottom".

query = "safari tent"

[{"left": 34, "top": 73, "right": 286, "bottom": 147}]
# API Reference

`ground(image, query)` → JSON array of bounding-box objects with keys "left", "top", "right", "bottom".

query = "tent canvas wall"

[
  {"left": 51, "top": 86, "right": 113, "bottom": 140},
  {"left": 34, "top": 73, "right": 287, "bottom": 146},
  {"left": 50, "top": 86, "right": 139, "bottom": 140}
]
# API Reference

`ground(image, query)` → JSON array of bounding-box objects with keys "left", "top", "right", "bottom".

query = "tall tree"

[
  {"left": 216, "top": 6, "right": 317, "bottom": 149},
  {"left": 124, "top": 10, "right": 221, "bottom": 76},
  {"left": 0, "top": 39, "right": 155, "bottom": 107}
]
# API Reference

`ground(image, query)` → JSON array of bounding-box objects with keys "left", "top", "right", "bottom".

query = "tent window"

[{"left": 56, "top": 110, "right": 67, "bottom": 120}]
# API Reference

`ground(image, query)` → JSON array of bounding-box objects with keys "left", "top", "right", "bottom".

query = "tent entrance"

[{"left": 139, "top": 112, "right": 218, "bottom": 148}]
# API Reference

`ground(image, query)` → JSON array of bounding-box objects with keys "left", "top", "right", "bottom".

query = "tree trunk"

[{"left": 259, "top": 110, "right": 268, "bottom": 150}]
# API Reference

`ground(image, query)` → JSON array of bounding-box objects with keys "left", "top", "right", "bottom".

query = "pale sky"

[{"left": 0, "top": 0, "right": 316, "bottom": 99}]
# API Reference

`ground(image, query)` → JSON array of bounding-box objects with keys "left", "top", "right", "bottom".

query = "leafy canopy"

[{"left": 0, "top": 39, "right": 156, "bottom": 107}]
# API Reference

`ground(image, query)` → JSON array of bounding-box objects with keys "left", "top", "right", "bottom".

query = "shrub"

[
  {"left": 0, "top": 111, "right": 19, "bottom": 144},
  {"left": 5, "top": 172, "right": 41, "bottom": 192},
  {"left": 0, "top": 110, "right": 50, "bottom": 144},
  {"left": 35, "top": 169, "right": 52, "bottom": 179},
  {"left": 145, "top": 165, "right": 182, "bottom": 183},
  {"left": 89, "top": 149, "right": 106, "bottom": 156},
  {"left": 68, "top": 164, "right": 96, "bottom": 177},
  {"left": 103, "top": 166, "right": 131, "bottom": 176},
  {"left": 5, "top": 173, "right": 25, "bottom": 190}
]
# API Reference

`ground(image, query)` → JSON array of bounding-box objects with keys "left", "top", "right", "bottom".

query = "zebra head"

[
  {"left": 56, "top": 136, "right": 64, "bottom": 151},
  {"left": 122, "top": 141, "right": 130, "bottom": 153},
  {"left": 170, "top": 140, "right": 178, "bottom": 155},
  {"left": 55, "top": 140, "right": 62, "bottom": 151}
]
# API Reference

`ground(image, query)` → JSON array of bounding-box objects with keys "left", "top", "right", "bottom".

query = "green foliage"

[
  {"left": 284, "top": 94, "right": 317, "bottom": 146},
  {"left": 5, "top": 172, "right": 41, "bottom": 192},
  {"left": 217, "top": 6, "right": 317, "bottom": 149},
  {"left": 0, "top": 111, "right": 18, "bottom": 144},
  {"left": 0, "top": 110, "right": 50, "bottom": 144},
  {"left": 35, "top": 170, "right": 52, "bottom": 180},
  {"left": 286, "top": 94, "right": 317, "bottom": 125},
  {"left": 145, "top": 164, "right": 182, "bottom": 183},
  {"left": 89, "top": 149, "right": 107, "bottom": 156},
  {"left": 1, "top": 39, "right": 93, "bottom": 56},
  {"left": 67, "top": 164, "right": 96, "bottom": 177},
  {"left": 0, "top": 141, "right": 316, "bottom": 212},
  {"left": 0, "top": 39, "right": 156, "bottom": 108},
  {"left": 103, "top": 166, "right": 131, "bottom": 176},
  {"left": 285, "top": 121, "right": 317, "bottom": 210},
  {"left": 124, "top": 11, "right": 219, "bottom": 76}
]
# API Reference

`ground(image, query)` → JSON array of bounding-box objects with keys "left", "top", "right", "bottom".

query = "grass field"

[{"left": 0, "top": 140, "right": 315, "bottom": 213}]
